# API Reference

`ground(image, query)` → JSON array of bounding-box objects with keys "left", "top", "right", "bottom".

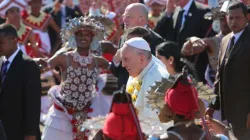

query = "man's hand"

[
  {"left": 247, "top": 113, "right": 250, "bottom": 129},
  {"left": 189, "top": 36, "right": 201, "bottom": 43},
  {"left": 182, "top": 37, "right": 207, "bottom": 56},
  {"left": 205, "top": 107, "right": 215, "bottom": 118},
  {"left": 191, "top": 37, "right": 207, "bottom": 47},
  {"left": 113, "top": 49, "right": 122, "bottom": 64},
  {"left": 189, "top": 37, "right": 207, "bottom": 52},
  {"left": 204, "top": 115, "right": 226, "bottom": 134},
  {"left": 25, "top": 136, "right": 36, "bottom": 140},
  {"left": 33, "top": 58, "right": 49, "bottom": 73}
]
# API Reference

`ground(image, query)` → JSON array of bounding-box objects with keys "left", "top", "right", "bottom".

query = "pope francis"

[{"left": 120, "top": 37, "right": 169, "bottom": 120}]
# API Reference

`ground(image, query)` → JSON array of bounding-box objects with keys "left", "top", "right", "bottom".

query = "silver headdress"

[
  {"left": 146, "top": 75, "right": 181, "bottom": 112},
  {"left": 146, "top": 68, "right": 217, "bottom": 112},
  {"left": 60, "top": 16, "right": 105, "bottom": 51}
]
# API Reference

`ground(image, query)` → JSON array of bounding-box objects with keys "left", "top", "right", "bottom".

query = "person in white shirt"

[{"left": 120, "top": 37, "right": 169, "bottom": 120}]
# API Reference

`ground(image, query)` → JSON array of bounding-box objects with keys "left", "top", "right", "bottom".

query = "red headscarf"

[
  {"left": 103, "top": 103, "right": 138, "bottom": 140},
  {"left": 165, "top": 81, "right": 199, "bottom": 120},
  {"left": 75, "top": 27, "right": 95, "bottom": 37}
]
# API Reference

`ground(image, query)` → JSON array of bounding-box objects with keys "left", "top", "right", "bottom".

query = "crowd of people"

[{"left": 0, "top": 0, "right": 250, "bottom": 140}]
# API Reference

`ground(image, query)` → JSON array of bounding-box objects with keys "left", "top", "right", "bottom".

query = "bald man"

[
  {"left": 110, "top": 3, "right": 164, "bottom": 89},
  {"left": 123, "top": 3, "right": 148, "bottom": 29},
  {"left": 121, "top": 3, "right": 164, "bottom": 54},
  {"left": 121, "top": 37, "right": 169, "bottom": 120}
]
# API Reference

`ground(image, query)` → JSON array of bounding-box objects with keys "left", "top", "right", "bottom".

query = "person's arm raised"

[
  {"left": 96, "top": 56, "right": 110, "bottom": 69},
  {"left": 34, "top": 53, "right": 66, "bottom": 72}
]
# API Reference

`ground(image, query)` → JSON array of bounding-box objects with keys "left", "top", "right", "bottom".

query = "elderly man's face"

[
  {"left": 227, "top": 8, "right": 248, "bottom": 33},
  {"left": 121, "top": 44, "right": 142, "bottom": 77},
  {"left": 122, "top": 6, "right": 141, "bottom": 30}
]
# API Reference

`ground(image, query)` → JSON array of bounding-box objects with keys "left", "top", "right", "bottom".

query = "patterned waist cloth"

[{"left": 53, "top": 102, "right": 93, "bottom": 140}]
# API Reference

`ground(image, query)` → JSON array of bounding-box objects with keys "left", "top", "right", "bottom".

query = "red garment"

[
  {"left": 101, "top": 53, "right": 114, "bottom": 74},
  {"left": 103, "top": 103, "right": 138, "bottom": 140},
  {"left": 103, "top": 53, "right": 113, "bottom": 62},
  {"left": 25, "top": 33, "right": 49, "bottom": 58},
  {"left": 165, "top": 82, "right": 199, "bottom": 120}
]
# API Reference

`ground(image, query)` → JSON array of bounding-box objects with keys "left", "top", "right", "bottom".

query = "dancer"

[
  {"left": 22, "top": 0, "right": 60, "bottom": 56},
  {"left": 0, "top": 0, "right": 42, "bottom": 57},
  {"left": 41, "top": 16, "right": 109, "bottom": 140}
]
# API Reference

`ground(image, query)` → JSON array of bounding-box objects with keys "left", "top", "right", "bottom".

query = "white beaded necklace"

[{"left": 70, "top": 51, "right": 93, "bottom": 66}]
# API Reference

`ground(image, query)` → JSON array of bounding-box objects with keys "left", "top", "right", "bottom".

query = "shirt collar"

[
  {"left": 136, "top": 57, "right": 154, "bottom": 80},
  {"left": 3, "top": 48, "right": 20, "bottom": 64},
  {"left": 232, "top": 28, "right": 245, "bottom": 44},
  {"left": 182, "top": 0, "right": 193, "bottom": 14}
]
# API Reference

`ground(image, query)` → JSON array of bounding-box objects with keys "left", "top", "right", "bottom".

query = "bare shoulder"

[{"left": 49, "top": 51, "right": 72, "bottom": 69}]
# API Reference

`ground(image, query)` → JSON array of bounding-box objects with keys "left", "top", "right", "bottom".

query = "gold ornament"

[
  {"left": 126, "top": 85, "right": 135, "bottom": 94},
  {"left": 126, "top": 79, "right": 143, "bottom": 103}
]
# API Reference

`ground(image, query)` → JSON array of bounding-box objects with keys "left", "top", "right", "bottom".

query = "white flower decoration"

[
  {"left": 79, "top": 94, "right": 85, "bottom": 101},
  {"left": 87, "top": 78, "right": 93, "bottom": 85},
  {"left": 72, "top": 99, "right": 77, "bottom": 106},
  {"left": 64, "top": 90, "right": 72, "bottom": 95},
  {"left": 67, "top": 66, "right": 73, "bottom": 72},
  {"left": 81, "top": 75, "right": 87, "bottom": 82},
  {"left": 75, "top": 68, "right": 82, "bottom": 76},
  {"left": 85, "top": 91, "right": 90, "bottom": 98},
  {"left": 65, "top": 95, "right": 72, "bottom": 101},
  {"left": 69, "top": 72, "right": 76, "bottom": 78},
  {"left": 87, "top": 71, "right": 93, "bottom": 77},
  {"left": 72, "top": 92, "right": 79, "bottom": 98},
  {"left": 82, "top": 68, "right": 87, "bottom": 74},
  {"left": 88, "top": 85, "right": 93, "bottom": 91},
  {"left": 67, "top": 77, "right": 73, "bottom": 83},
  {"left": 73, "top": 77, "right": 80, "bottom": 84},
  {"left": 92, "top": 73, "right": 97, "bottom": 78},
  {"left": 70, "top": 84, "right": 77, "bottom": 91},
  {"left": 79, "top": 84, "right": 87, "bottom": 93}
]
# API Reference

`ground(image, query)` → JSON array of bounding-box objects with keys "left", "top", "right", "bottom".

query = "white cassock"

[{"left": 126, "top": 56, "right": 169, "bottom": 121}]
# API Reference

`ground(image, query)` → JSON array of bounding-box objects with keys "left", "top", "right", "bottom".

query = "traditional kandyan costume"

[
  {"left": 41, "top": 16, "right": 105, "bottom": 140},
  {"left": 21, "top": 0, "right": 53, "bottom": 56},
  {"left": 146, "top": 73, "right": 229, "bottom": 140},
  {"left": 82, "top": 87, "right": 158, "bottom": 140},
  {"left": 0, "top": 0, "right": 35, "bottom": 56},
  {"left": 125, "top": 38, "right": 169, "bottom": 121}
]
